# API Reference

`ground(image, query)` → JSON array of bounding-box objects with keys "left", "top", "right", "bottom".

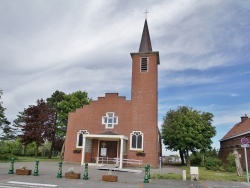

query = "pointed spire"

[{"left": 139, "top": 19, "right": 152, "bottom": 52}]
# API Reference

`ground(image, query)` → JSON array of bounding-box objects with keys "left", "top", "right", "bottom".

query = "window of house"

[
  {"left": 76, "top": 130, "right": 89, "bottom": 147},
  {"left": 102, "top": 112, "right": 118, "bottom": 129},
  {"left": 130, "top": 131, "right": 143, "bottom": 150},
  {"left": 140, "top": 57, "right": 148, "bottom": 72}
]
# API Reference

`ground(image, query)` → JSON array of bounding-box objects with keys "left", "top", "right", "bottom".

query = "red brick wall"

[
  {"left": 64, "top": 51, "right": 161, "bottom": 167},
  {"left": 218, "top": 134, "right": 250, "bottom": 170},
  {"left": 64, "top": 94, "right": 133, "bottom": 163},
  {"left": 130, "top": 52, "right": 160, "bottom": 167}
]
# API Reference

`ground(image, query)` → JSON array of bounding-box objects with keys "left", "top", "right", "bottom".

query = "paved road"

[{"left": 0, "top": 162, "right": 250, "bottom": 188}]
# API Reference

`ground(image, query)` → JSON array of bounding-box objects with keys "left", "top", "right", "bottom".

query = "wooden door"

[
  {"left": 99, "top": 141, "right": 117, "bottom": 158},
  {"left": 107, "top": 141, "right": 117, "bottom": 158}
]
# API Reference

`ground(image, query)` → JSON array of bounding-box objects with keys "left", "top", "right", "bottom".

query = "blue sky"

[{"left": 0, "top": 0, "right": 250, "bottom": 155}]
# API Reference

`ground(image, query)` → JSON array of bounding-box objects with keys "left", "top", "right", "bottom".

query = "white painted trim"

[
  {"left": 76, "top": 130, "right": 89, "bottom": 148},
  {"left": 80, "top": 134, "right": 128, "bottom": 167},
  {"left": 130, "top": 131, "right": 143, "bottom": 150},
  {"left": 102, "top": 112, "right": 118, "bottom": 129},
  {"left": 7, "top": 181, "right": 57, "bottom": 187},
  {"left": 119, "top": 139, "right": 124, "bottom": 168},
  {"left": 81, "top": 136, "right": 86, "bottom": 166}
]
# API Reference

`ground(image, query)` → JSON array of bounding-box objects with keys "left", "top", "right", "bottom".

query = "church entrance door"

[{"left": 99, "top": 141, "right": 118, "bottom": 158}]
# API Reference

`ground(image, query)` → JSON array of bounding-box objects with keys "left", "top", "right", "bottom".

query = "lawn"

[
  {"left": 0, "top": 156, "right": 61, "bottom": 163},
  {"left": 152, "top": 166, "right": 247, "bottom": 182}
]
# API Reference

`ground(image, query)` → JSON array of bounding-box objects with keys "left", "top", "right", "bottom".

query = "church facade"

[{"left": 64, "top": 19, "right": 162, "bottom": 168}]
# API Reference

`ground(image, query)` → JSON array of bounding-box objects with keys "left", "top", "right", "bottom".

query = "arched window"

[
  {"left": 76, "top": 130, "right": 89, "bottom": 148},
  {"left": 130, "top": 131, "right": 143, "bottom": 150}
]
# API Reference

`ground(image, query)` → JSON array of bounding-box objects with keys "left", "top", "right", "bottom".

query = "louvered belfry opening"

[{"left": 141, "top": 57, "right": 148, "bottom": 72}]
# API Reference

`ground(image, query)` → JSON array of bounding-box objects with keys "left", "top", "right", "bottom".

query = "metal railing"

[{"left": 95, "top": 157, "right": 143, "bottom": 167}]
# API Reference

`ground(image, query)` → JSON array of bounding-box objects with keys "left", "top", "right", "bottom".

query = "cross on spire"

[{"left": 144, "top": 9, "right": 149, "bottom": 19}]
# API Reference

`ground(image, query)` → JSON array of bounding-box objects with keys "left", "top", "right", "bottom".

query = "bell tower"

[{"left": 130, "top": 19, "right": 160, "bottom": 166}]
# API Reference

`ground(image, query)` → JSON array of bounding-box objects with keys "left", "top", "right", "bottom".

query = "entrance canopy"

[{"left": 81, "top": 133, "right": 128, "bottom": 168}]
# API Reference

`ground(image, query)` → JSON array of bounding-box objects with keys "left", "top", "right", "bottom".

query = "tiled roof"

[
  {"left": 139, "top": 19, "right": 152, "bottom": 52},
  {"left": 221, "top": 117, "right": 250, "bottom": 141}
]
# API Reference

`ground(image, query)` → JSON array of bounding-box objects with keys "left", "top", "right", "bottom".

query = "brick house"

[
  {"left": 64, "top": 19, "right": 162, "bottom": 168},
  {"left": 218, "top": 114, "right": 250, "bottom": 169}
]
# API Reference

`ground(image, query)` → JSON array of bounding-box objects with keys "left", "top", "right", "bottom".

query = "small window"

[
  {"left": 130, "top": 131, "right": 143, "bottom": 150},
  {"left": 102, "top": 112, "right": 118, "bottom": 129},
  {"left": 76, "top": 130, "right": 89, "bottom": 148},
  {"left": 103, "top": 117, "right": 107, "bottom": 123},
  {"left": 140, "top": 57, "right": 148, "bottom": 72}
]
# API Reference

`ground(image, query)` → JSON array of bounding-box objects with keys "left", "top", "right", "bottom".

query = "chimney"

[{"left": 241, "top": 114, "right": 248, "bottom": 122}]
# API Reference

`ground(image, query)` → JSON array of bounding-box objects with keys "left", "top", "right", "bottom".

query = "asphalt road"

[{"left": 0, "top": 161, "right": 250, "bottom": 188}]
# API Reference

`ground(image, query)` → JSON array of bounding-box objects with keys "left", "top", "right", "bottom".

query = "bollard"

[
  {"left": 83, "top": 163, "right": 89, "bottom": 180},
  {"left": 57, "top": 161, "right": 63, "bottom": 178},
  {"left": 33, "top": 160, "right": 39, "bottom": 176},
  {"left": 183, "top": 170, "right": 186, "bottom": 181},
  {"left": 147, "top": 164, "right": 151, "bottom": 179},
  {"left": 8, "top": 158, "right": 14, "bottom": 174},
  {"left": 143, "top": 165, "right": 149, "bottom": 183}
]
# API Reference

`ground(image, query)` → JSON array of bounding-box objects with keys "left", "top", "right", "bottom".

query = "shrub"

[
  {"left": 25, "top": 142, "right": 36, "bottom": 156},
  {"left": 205, "top": 157, "right": 222, "bottom": 171},
  {"left": 223, "top": 153, "right": 236, "bottom": 172},
  {"left": 0, "top": 154, "right": 18, "bottom": 161},
  {"left": 190, "top": 154, "right": 202, "bottom": 166}
]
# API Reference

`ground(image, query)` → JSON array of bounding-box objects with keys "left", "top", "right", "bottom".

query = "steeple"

[{"left": 139, "top": 19, "right": 152, "bottom": 52}]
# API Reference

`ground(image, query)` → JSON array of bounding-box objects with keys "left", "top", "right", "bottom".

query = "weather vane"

[{"left": 144, "top": 9, "right": 149, "bottom": 19}]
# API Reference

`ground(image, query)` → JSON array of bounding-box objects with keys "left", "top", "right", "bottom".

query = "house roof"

[
  {"left": 139, "top": 19, "right": 152, "bottom": 52},
  {"left": 220, "top": 115, "right": 250, "bottom": 141}
]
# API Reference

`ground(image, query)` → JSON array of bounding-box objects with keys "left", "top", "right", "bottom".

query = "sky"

[{"left": 0, "top": 0, "right": 250, "bottom": 156}]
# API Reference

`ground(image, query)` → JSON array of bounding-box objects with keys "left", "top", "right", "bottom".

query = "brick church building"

[
  {"left": 64, "top": 19, "right": 162, "bottom": 168},
  {"left": 218, "top": 115, "right": 250, "bottom": 169}
]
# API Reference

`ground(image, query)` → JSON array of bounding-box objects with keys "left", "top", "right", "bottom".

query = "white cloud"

[{"left": 0, "top": 0, "right": 250, "bottom": 156}]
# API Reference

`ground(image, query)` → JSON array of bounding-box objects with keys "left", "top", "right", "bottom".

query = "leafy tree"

[
  {"left": 19, "top": 99, "right": 56, "bottom": 157},
  {"left": 46, "top": 90, "right": 66, "bottom": 158},
  {"left": 57, "top": 90, "right": 90, "bottom": 134},
  {"left": 0, "top": 90, "right": 16, "bottom": 140},
  {"left": 57, "top": 91, "right": 90, "bottom": 158},
  {"left": 161, "top": 106, "right": 216, "bottom": 166},
  {"left": 13, "top": 111, "right": 25, "bottom": 135}
]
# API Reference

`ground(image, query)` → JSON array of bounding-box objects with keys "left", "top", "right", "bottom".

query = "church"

[{"left": 64, "top": 19, "right": 162, "bottom": 168}]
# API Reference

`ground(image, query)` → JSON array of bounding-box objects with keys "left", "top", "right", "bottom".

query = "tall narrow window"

[
  {"left": 130, "top": 131, "right": 143, "bottom": 150},
  {"left": 140, "top": 57, "right": 148, "bottom": 72},
  {"left": 76, "top": 130, "right": 89, "bottom": 148}
]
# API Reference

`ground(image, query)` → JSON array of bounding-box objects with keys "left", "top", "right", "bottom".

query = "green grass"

[
  {"left": 0, "top": 156, "right": 61, "bottom": 163},
  {"left": 152, "top": 173, "right": 183, "bottom": 180},
  {"left": 152, "top": 166, "right": 247, "bottom": 182},
  {"left": 17, "top": 156, "right": 61, "bottom": 162}
]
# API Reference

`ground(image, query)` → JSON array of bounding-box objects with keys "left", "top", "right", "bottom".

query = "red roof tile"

[{"left": 221, "top": 117, "right": 250, "bottom": 141}]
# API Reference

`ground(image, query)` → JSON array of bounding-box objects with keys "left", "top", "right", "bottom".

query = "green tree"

[
  {"left": 0, "top": 90, "right": 15, "bottom": 140},
  {"left": 46, "top": 90, "right": 66, "bottom": 158},
  {"left": 56, "top": 91, "right": 90, "bottom": 158},
  {"left": 13, "top": 111, "right": 25, "bottom": 135},
  {"left": 57, "top": 91, "right": 90, "bottom": 136},
  {"left": 161, "top": 106, "right": 216, "bottom": 166}
]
